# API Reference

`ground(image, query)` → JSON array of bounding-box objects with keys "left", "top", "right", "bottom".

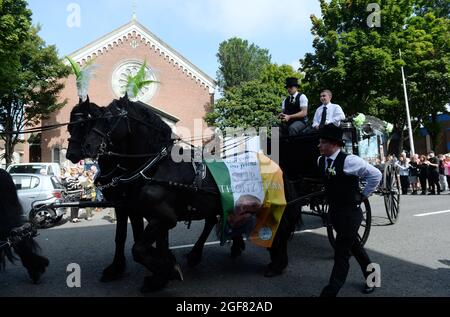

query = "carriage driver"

[
  {"left": 317, "top": 124, "right": 382, "bottom": 297},
  {"left": 279, "top": 77, "right": 308, "bottom": 136}
]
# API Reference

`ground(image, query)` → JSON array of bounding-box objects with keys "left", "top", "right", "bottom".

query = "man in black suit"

[
  {"left": 317, "top": 125, "right": 382, "bottom": 297},
  {"left": 279, "top": 77, "right": 308, "bottom": 136}
]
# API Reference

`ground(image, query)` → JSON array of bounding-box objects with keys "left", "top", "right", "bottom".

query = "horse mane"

[{"left": 113, "top": 96, "right": 174, "bottom": 151}]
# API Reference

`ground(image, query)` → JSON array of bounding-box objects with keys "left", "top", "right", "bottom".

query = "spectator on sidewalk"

[
  {"left": 438, "top": 154, "right": 448, "bottom": 192},
  {"left": 66, "top": 168, "right": 82, "bottom": 223},
  {"left": 427, "top": 151, "right": 441, "bottom": 195},
  {"left": 443, "top": 154, "right": 450, "bottom": 193},
  {"left": 396, "top": 155, "right": 410, "bottom": 195},
  {"left": 418, "top": 155, "right": 428, "bottom": 195},
  {"left": 80, "top": 171, "right": 96, "bottom": 221},
  {"left": 409, "top": 154, "right": 420, "bottom": 195}
]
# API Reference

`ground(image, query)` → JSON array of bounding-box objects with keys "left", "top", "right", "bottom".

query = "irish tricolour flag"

[{"left": 205, "top": 152, "right": 287, "bottom": 248}]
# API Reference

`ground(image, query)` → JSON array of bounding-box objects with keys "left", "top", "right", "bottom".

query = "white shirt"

[
  {"left": 395, "top": 161, "right": 410, "bottom": 176},
  {"left": 312, "top": 103, "right": 345, "bottom": 128},
  {"left": 318, "top": 150, "right": 382, "bottom": 198},
  {"left": 281, "top": 92, "right": 308, "bottom": 112}
]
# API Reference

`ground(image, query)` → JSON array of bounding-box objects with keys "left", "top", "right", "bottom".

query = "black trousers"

[
  {"left": 400, "top": 175, "right": 410, "bottom": 195},
  {"left": 419, "top": 176, "right": 428, "bottom": 194},
  {"left": 320, "top": 206, "right": 371, "bottom": 297},
  {"left": 428, "top": 171, "right": 440, "bottom": 194}
]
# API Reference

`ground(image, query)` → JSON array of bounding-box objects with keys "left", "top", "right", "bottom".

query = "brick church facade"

[{"left": 24, "top": 18, "right": 215, "bottom": 166}]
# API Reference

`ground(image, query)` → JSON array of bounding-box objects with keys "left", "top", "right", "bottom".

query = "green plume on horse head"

[{"left": 125, "top": 60, "right": 159, "bottom": 99}]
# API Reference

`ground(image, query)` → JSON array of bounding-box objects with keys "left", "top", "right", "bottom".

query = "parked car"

[
  {"left": 10, "top": 173, "right": 67, "bottom": 228},
  {"left": 7, "top": 163, "right": 61, "bottom": 179}
]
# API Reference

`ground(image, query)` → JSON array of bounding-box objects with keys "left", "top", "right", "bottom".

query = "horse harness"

[
  {"left": 0, "top": 223, "right": 38, "bottom": 252},
  {"left": 96, "top": 145, "right": 213, "bottom": 196},
  {"left": 91, "top": 105, "right": 214, "bottom": 196}
]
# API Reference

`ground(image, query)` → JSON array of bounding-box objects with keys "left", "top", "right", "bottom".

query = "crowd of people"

[
  {"left": 59, "top": 164, "right": 105, "bottom": 223},
  {"left": 374, "top": 151, "right": 450, "bottom": 195}
]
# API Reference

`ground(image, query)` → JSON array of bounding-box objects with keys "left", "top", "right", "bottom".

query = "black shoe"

[
  {"left": 264, "top": 267, "right": 283, "bottom": 278},
  {"left": 363, "top": 284, "right": 376, "bottom": 294}
]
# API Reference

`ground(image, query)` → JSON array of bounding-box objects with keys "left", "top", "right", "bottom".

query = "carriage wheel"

[
  {"left": 326, "top": 199, "right": 372, "bottom": 248},
  {"left": 383, "top": 164, "right": 401, "bottom": 224}
]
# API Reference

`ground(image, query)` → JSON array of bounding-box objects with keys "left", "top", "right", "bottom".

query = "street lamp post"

[{"left": 400, "top": 49, "right": 415, "bottom": 156}]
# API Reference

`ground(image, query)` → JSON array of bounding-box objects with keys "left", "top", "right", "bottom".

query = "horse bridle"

[
  {"left": 93, "top": 108, "right": 130, "bottom": 158},
  {"left": 67, "top": 107, "right": 129, "bottom": 159}
]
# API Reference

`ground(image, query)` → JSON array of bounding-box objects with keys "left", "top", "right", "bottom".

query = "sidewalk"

[{"left": 51, "top": 207, "right": 117, "bottom": 229}]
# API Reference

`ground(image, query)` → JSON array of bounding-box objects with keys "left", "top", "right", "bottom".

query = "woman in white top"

[{"left": 396, "top": 155, "right": 410, "bottom": 195}]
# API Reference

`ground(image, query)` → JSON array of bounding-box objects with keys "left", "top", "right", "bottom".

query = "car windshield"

[{"left": 9, "top": 165, "right": 47, "bottom": 175}]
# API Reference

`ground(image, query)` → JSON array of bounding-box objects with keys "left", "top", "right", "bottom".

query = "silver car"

[{"left": 11, "top": 174, "right": 67, "bottom": 228}]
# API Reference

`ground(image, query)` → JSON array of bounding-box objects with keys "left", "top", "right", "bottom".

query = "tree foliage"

[
  {"left": 0, "top": 2, "right": 70, "bottom": 166},
  {"left": 300, "top": 0, "right": 449, "bottom": 154},
  {"left": 216, "top": 37, "right": 272, "bottom": 92},
  {"left": 206, "top": 64, "right": 301, "bottom": 130}
]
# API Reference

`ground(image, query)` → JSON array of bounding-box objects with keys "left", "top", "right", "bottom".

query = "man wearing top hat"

[
  {"left": 279, "top": 77, "right": 308, "bottom": 136},
  {"left": 317, "top": 124, "right": 382, "bottom": 297}
]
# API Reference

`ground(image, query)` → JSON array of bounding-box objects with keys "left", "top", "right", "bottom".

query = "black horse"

[
  {"left": 66, "top": 96, "right": 297, "bottom": 292},
  {"left": 0, "top": 169, "right": 49, "bottom": 283},
  {"left": 66, "top": 97, "right": 228, "bottom": 283},
  {"left": 66, "top": 97, "right": 145, "bottom": 282}
]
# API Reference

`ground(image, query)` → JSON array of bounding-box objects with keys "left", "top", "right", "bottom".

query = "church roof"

[{"left": 68, "top": 19, "right": 216, "bottom": 93}]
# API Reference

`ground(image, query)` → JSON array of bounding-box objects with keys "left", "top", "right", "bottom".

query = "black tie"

[
  {"left": 319, "top": 106, "right": 328, "bottom": 128},
  {"left": 327, "top": 158, "right": 333, "bottom": 169},
  {"left": 326, "top": 158, "right": 333, "bottom": 175},
  {"left": 290, "top": 95, "right": 295, "bottom": 104}
]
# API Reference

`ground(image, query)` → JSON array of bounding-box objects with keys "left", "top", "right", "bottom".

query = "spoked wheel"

[
  {"left": 383, "top": 164, "right": 401, "bottom": 224},
  {"left": 326, "top": 199, "right": 372, "bottom": 248}
]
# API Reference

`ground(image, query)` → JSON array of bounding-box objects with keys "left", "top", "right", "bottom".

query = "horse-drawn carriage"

[{"left": 273, "top": 118, "right": 400, "bottom": 248}]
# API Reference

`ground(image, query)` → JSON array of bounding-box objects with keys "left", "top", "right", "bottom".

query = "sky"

[{"left": 27, "top": 0, "right": 322, "bottom": 80}]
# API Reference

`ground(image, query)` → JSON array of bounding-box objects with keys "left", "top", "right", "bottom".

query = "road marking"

[
  {"left": 414, "top": 210, "right": 450, "bottom": 217},
  {"left": 170, "top": 229, "right": 316, "bottom": 250}
]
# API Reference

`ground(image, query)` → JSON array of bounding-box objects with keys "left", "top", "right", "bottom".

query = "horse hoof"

[
  {"left": 140, "top": 275, "right": 169, "bottom": 293},
  {"left": 230, "top": 238, "right": 246, "bottom": 258},
  {"left": 29, "top": 271, "right": 43, "bottom": 284},
  {"left": 171, "top": 263, "right": 184, "bottom": 281},
  {"left": 263, "top": 267, "right": 283, "bottom": 278},
  {"left": 100, "top": 262, "right": 126, "bottom": 283},
  {"left": 186, "top": 251, "right": 202, "bottom": 267},
  {"left": 230, "top": 248, "right": 242, "bottom": 259},
  {"left": 28, "top": 256, "right": 49, "bottom": 284}
]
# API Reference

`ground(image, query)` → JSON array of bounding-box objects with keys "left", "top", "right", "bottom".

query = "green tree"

[
  {"left": 404, "top": 2, "right": 450, "bottom": 150},
  {"left": 0, "top": 25, "right": 70, "bottom": 166},
  {"left": 216, "top": 37, "right": 272, "bottom": 92},
  {"left": 300, "top": 0, "right": 449, "bottom": 154},
  {"left": 0, "top": 0, "right": 32, "bottom": 97},
  {"left": 414, "top": 0, "right": 449, "bottom": 18},
  {"left": 206, "top": 64, "right": 301, "bottom": 130}
]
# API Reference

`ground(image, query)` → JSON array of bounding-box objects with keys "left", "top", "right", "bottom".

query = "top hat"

[
  {"left": 285, "top": 77, "right": 300, "bottom": 88},
  {"left": 319, "top": 124, "right": 345, "bottom": 146}
]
